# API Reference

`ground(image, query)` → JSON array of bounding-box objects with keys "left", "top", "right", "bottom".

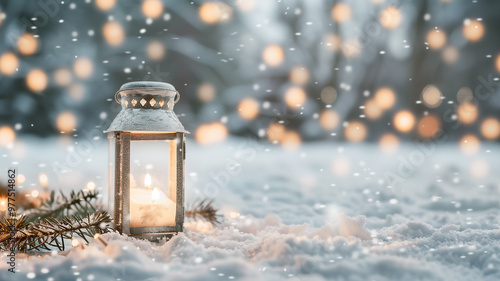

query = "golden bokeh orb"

[
  {"left": 142, "top": 0, "right": 163, "bottom": 19},
  {"left": 267, "top": 123, "right": 286, "bottom": 143},
  {"left": 344, "top": 121, "right": 367, "bottom": 142},
  {"left": 0, "top": 52, "right": 19, "bottom": 75},
  {"left": 56, "top": 112, "right": 77, "bottom": 133},
  {"left": 463, "top": 19, "right": 484, "bottom": 42},
  {"left": 379, "top": 6, "right": 401, "bottom": 29},
  {"left": 393, "top": 110, "right": 415, "bottom": 133},
  {"left": 480, "top": 118, "right": 500, "bottom": 140},
  {"left": 457, "top": 102, "right": 478, "bottom": 124},
  {"left": 0, "top": 126, "right": 15, "bottom": 147},
  {"left": 236, "top": 0, "right": 256, "bottom": 12},
  {"left": 26, "top": 69, "right": 48, "bottom": 92},
  {"left": 442, "top": 46, "right": 459, "bottom": 64},
  {"left": 417, "top": 115, "right": 441, "bottom": 138},
  {"left": 320, "top": 87, "right": 337, "bottom": 104},
  {"left": 324, "top": 33, "right": 340, "bottom": 52},
  {"left": 262, "top": 44, "right": 284, "bottom": 67},
  {"left": 238, "top": 98, "right": 259, "bottom": 120},
  {"left": 426, "top": 30, "right": 446, "bottom": 50},
  {"left": 146, "top": 41, "right": 165, "bottom": 61},
  {"left": 459, "top": 134, "right": 480, "bottom": 155},
  {"left": 341, "top": 39, "right": 361, "bottom": 58},
  {"left": 374, "top": 87, "right": 396, "bottom": 110},
  {"left": 496, "top": 53, "right": 500, "bottom": 73},
  {"left": 102, "top": 21, "right": 125, "bottom": 46},
  {"left": 197, "top": 83, "right": 216, "bottom": 102},
  {"left": 379, "top": 133, "right": 399, "bottom": 154},
  {"left": 284, "top": 87, "right": 307, "bottom": 108},
  {"left": 73, "top": 58, "right": 93, "bottom": 79},
  {"left": 199, "top": 2, "right": 220, "bottom": 24},
  {"left": 319, "top": 110, "right": 340, "bottom": 130},
  {"left": 281, "top": 131, "right": 301, "bottom": 151},
  {"left": 195, "top": 122, "right": 228, "bottom": 145},
  {"left": 289, "top": 66, "right": 309, "bottom": 85},
  {"left": 17, "top": 33, "right": 38, "bottom": 56},
  {"left": 421, "top": 85, "right": 442, "bottom": 108},
  {"left": 364, "top": 99, "right": 383, "bottom": 120},
  {"left": 331, "top": 3, "right": 351, "bottom": 23},
  {"left": 53, "top": 68, "right": 72, "bottom": 87},
  {"left": 95, "top": 0, "right": 116, "bottom": 11}
]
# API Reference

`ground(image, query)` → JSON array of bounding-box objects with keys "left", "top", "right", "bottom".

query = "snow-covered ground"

[{"left": 1, "top": 137, "right": 500, "bottom": 281}]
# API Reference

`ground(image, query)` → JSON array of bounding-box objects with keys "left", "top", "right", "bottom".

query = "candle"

[{"left": 129, "top": 174, "right": 176, "bottom": 228}]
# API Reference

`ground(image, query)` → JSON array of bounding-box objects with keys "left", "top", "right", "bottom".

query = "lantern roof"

[{"left": 106, "top": 81, "right": 189, "bottom": 133}]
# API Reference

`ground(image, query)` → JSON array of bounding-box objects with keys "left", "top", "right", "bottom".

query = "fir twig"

[
  {"left": 0, "top": 211, "right": 111, "bottom": 252},
  {"left": 185, "top": 199, "right": 220, "bottom": 224}
]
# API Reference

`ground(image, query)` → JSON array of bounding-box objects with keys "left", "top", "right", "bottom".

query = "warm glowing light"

[
  {"left": 393, "top": 111, "right": 415, "bottom": 133},
  {"left": 284, "top": 87, "right": 306, "bottom": 108},
  {"left": 459, "top": 134, "right": 480, "bottom": 155},
  {"left": 142, "top": 0, "right": 163, "bottom": 18},
  {"left": 463, "top": 19, "right": 484, "bottom": 42},
  {"left": 320, "top": 87, "right": 337, "bottom": 104},
  {"left": 195, "top": 122, "right": 228, "bottom": 145},
  {"left": 332, "top": 157, "right": 350, "bottom": 177},
  {"left": 417, "top": 115, "right": 441, "bottom": 138},
  {"left": 146, "top": 41, "right": 165, "bottom": 61},
  {"left": 324, "top": 33, "right": 340, "bottom": 52},
  {"left": 53, "top": 68, "right": 72, "bottom": 87},
  {"left": 26, "top": 69, "right": 48, "bottom": 92},
  {"left": 289, "top": 66, "right": 309, "bottom": 85},
  {"left": 0, "top": 52, "right": 18, "bottom": 75},
  {"left": 0, "top": 126, "right": 15, "bottom": 147},
  {"left": 470, "top": 159, "right": 488, "bottom": 178},
  {"left": 344, "top": 121, "right": 367, "bottom": 142},
  {"left": 374, "top": 87, "right": 396, "bottom": 110},
  {"left": 238, "top": 98, "right": 259, "bottom": 120},
  {"left": 379, "top": 6, "right": 401, "bottom": 29},
  {"left": 151, "top": 187, "right": 161, "bottom": 203},
  {"left": 457, "top": 87, "right": 473, "bottom": 104},
  {"left": 262, "top": 45, "right": 284, "bottom": 67},
  {"left": 95, "top": 0, "right": 116, "bottom": 11},
  {"left": 0, "top": 199, "right": 6, "bottom": 212},
  {"left": 480, "top": 118, "right": 500, "bottom": 140},
  {"left": 496, "top": 54, "right": 500, "bottom": 73},
  {"left": 379, "top": 134, "right": 399, "bottom": 154},
  {"left": 319, "top": 110, "right": 340, "bottom": 130},
  {"left": 103, "top": 21, "right": 125, "bottom": 46},
  {"left": 56, "top": 111, "right": 77, "bottom": 133},
  {"left": 69, "top": 84, "right": 86, "bottom": 100},
  {"left": 39, "top": 173, "right": 49, "bottom": 188},
  {"left": 364, "top": 99, "right": 383, "bottom": 120},
  {"left": 197, "top": 83, "right": 216, "bottom": 102},
  {"left": 236, "top": 0, "right": 256, "bottom": 11},
  {"left": 144, "top": 173, "right": 152, "bottom": 189},
  {"left": 457, "top": 102, "right": 478, "bottom": 124},
  {"left": 17, "top": 174, "right": 26, "bottom": 184},
  {"left": 281, "top": 131, "right": 301, "bottom": 151},
  {"left": 421, "top": 85, "right": 442, "bottom": 108},
  {"left": 442, "top": 46, "right": 458, "bottom": 64},
  {"left": 86, "top": 181, "right": 96, "bottom": 191},
  {"left": 31, "top": 190, "right": 39, "bottom": 198},
  {"left": 226, "top": 211, "right": 240, "bottom": 218},
  {"left": 71, "top": 239, "right": 80, "bottom": 247},
  {"left": 331, "top": 3, "right": 351, "bottom": 23},
  {"left": 199, "top": 2, "right": 232, "bottom": 24},
  {"left": 17, "top": 33, "right": 38, "bottom": 56},
  {"left": 73, "top": 58, "right": 93, "bottom": 79},
  {"left": 426, "top": 30, "right": 446, "bottom": 50},
  {"left": 267, "top": 123, "right": 286, "bottom": 143},
  {"left": 341, "top": 39, "right": 361, "bottom": 58}
]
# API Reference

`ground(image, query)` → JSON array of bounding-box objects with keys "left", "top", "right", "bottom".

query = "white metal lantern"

[{"left": 106, "top": 81, "right": 187, "bottom": 240}]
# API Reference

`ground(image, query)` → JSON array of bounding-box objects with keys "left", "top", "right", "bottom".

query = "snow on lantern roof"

[{"left": 106, "top": 81, "right": 189, "bottom": 133}]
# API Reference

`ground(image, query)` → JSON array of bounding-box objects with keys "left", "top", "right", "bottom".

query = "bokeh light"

[
  {"left": 459, "top": 134, "right": 480, "bottom": 155},
  {"left": 0, "top": 52, "right": 19, "bottom": 75},
  {"left": 469, "top": 159, "right": 489, "bottom": 178},
  {"left": 262, "top": 44, "right": 284, "bottom": 67},
  {"left": 324, "top": 33, "right": 340, "bottom": 52},
  {"left": 364, "top": 99, "right": 383, "bottom": 120},
  {"left": 457, "top": 87, "right": 473, "bottom": 104},
  {"left": 289, "top": 66, "right": 309, "bottom": 85},
  {"left": 39, "top": 173, "right": 49, "bottom": 188},
  {"left": 53, "top": 68, "right": 72, "bottom": 87},
  {"left": 95, "top": 0, "right": 116, "bottom": 11},
  {"left": 463, "top": 19, "right": 484, "bottom": 42},
  {"left": 238, "top": 98, "right": 259, "bottom": 120},
  {"left": 421, "top": 85, "right": 442, "bottom": 108},
  {"left": 344, "top": 121, "right": 367, "bottom": 142},
  {"left": 393, "top": 110, "right": 415, "bottom": 133},
  {"left": 284, "top": 87, "right": 306, "bottom": 108},
  {"left": 195, "top": 122, "right": 228, "bottom": 145},
  {"left": 17, "top": 33, "right": 38, "bottom": 56},
  {"left": 331, "top": 3, "right": 351, "bottom": 23},
  {"left": 267, "top": 123, "right": 286, "bottom": 143},
  {"left": 457, "top": 102, "right": 478, "bottom": 124},
  {"left": 480, "top": 118, "right": 500, "bottom": 140},
  {"left": 26, "top": 69, "right": 48, "bottom": 92},
  {"left": 0, "top": 126, "right": 15, "bottom": 147},
  {"left": 236, "top": 0, "right": 256, "bottom": 12},
  {"left": 496, "top": 53, "right": 500, "bottom": 73},
  {"left": 102, "top": 21, "right": 125, "bottom": 46},
  {"left": 442, "top": 46, "right": 459, "bottom": 64},
  {"left": 17, "top": 174, "right": 26, "bottom": 184},
  {"left": 319, "top": 110, "right": 340, "bottom": 130},
  {"left": 56, "top": 112, "right": 78, "bottom": 133},
  {"left": 146, "top": 41, "right": 166, "bottom": 61},
  {"left": 197, "top": 83, "right": 216, "bottom": 102},
  {"left": 341, "top": 39, "right": 361, "bottom": 58},
  {"left": 73, "top": 58, "right": 93, "bottom": 79},
  {"left": 426, "top": 30, "right": 446, "bottom": 49},
  {"left": 332, "top": 156, "right": 350, "bottom": 177},
  {"left": 69, "top": 84, "right": 86, "bottom": 100},
  {"left": 142, "top": 0, "right": 163, "bottom": 18},
  {"left": 379, "top": 6, "right": 401, "bottom": 29},
  {"left": 86, "top": 181, "right": 96, "bottom": 191},
  {"left": 417, "top": 115, "right": 441, "bottom": 138},
  {"left": 281, "top": 131, "right": 301, "bottom": 151},
  {"left": 374, "top": 87, "right": 396, "bottom": 110},
  {"left": 320, "top": 87, "right": 337, "bottom": 104},
  {"left": 199, "top": 2, "right": 232, "bottom": 24},
  {"left": 31, "top": 190, "right": 39, "bottom": 198},
  {"left": 379, "top": 133, "right": 399, "bottom": 154}
]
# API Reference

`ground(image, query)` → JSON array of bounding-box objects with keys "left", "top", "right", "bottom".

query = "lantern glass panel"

[
  {"left": 129, "top": 138, "right": 178, "bottom": 228},
  {"left": 107, "top": 132, "right": 116, "bottom": 218}
]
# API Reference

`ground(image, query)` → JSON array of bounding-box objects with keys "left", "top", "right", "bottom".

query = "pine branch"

[
  {"left": 185, "top": 199, "right": 220, "bottom": 224},
  {"left": 25, "top": 190, "right": 99, "bottom": 223},
  {"left": 0, "top": 211, "right": 111, "bottom": 252}
]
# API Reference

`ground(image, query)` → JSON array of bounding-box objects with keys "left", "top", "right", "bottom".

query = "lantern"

[{"left": 106, "top": 81, "right": 187, "bottom": 241}]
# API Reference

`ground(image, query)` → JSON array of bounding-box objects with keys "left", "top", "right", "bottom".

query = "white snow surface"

[{"left": 1, "top": 137, "right": 500, "bottom": 281}]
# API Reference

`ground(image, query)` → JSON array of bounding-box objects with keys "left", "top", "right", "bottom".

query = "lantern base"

[{"left": 129, "top": 232, "right": 178, "bottom": 242}]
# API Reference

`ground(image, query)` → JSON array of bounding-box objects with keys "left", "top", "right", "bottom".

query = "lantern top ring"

[{"left": 114, "top": 81, "right": 180, "bottom": 105}]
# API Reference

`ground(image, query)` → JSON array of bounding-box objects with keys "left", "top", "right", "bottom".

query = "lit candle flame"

[
  {"left": 151, "top": 187, "right": 160, "bottom": 204},
  {"left": 144, "top": 173, "right": 152, "bottom": 190}
]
